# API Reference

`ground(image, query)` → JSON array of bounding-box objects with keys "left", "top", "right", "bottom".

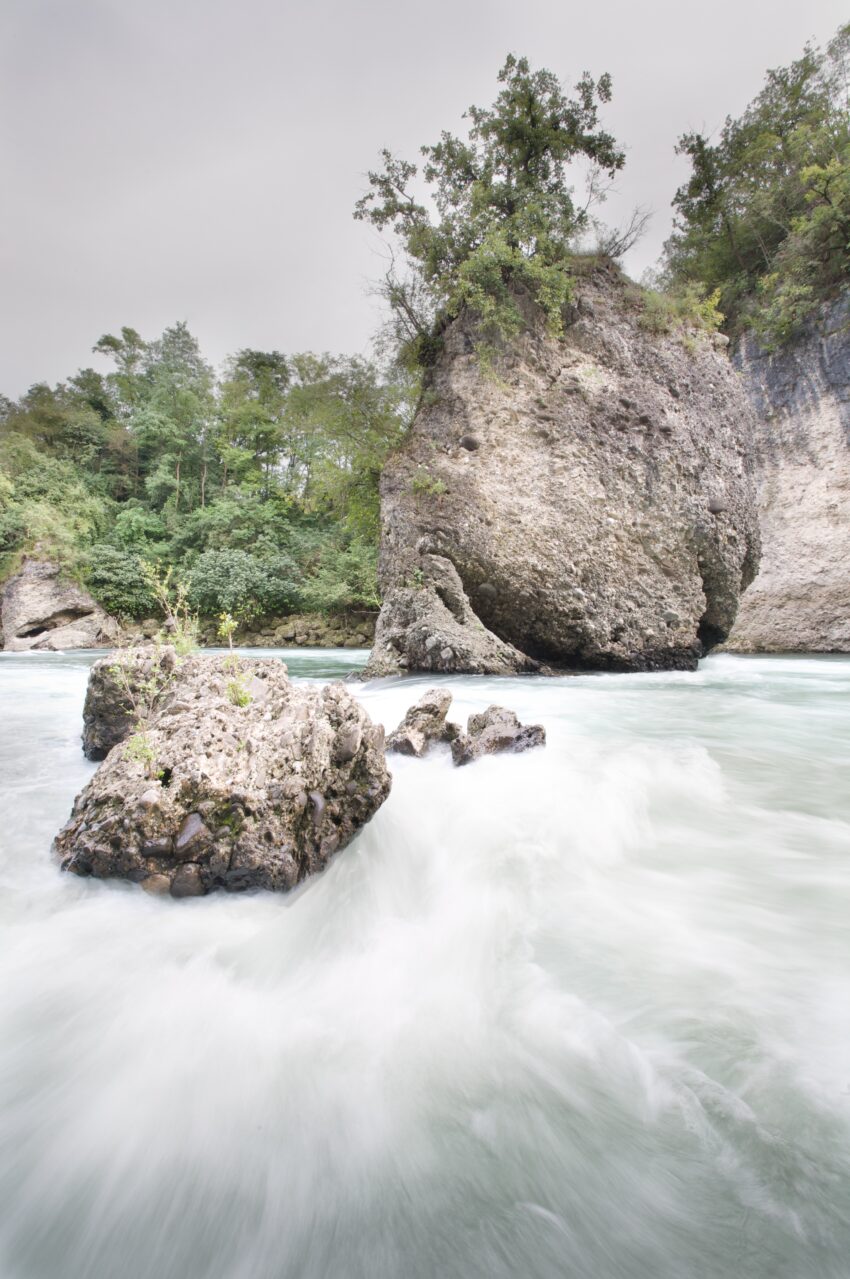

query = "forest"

[{"left": 1, "top": 21, "right": 847, "bottom": 627}]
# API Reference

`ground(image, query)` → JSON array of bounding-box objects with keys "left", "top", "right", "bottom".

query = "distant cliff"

[
  {"left": 365, "top": 263, "right": 761, "bottom": 676},
  {"left": 726, "top": 295, "right": 850, "bottom": 653}
]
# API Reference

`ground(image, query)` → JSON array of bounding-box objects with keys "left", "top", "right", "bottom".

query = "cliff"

[
  {"left": 726, "top": 295, "right": 850, "bottom": 653},
  {"left": 365, "top": 263, "right": 761, "bottom": 676}
]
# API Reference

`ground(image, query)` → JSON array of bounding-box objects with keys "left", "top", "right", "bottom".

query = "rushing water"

[{"left": 1, "top": 650, "right": 849, "bottom": 1279}]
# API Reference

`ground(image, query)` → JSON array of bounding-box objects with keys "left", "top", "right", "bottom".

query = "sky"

[{"left": 1, "top": 0, "right": 846, "bottom": 396}]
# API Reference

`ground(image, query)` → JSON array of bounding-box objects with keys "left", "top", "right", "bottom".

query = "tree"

[
  {"left": 664, "top": 22, "right": 850, "bottom": 342},
  {"left": 134, "top": 322, "right": 215, "bottom": 513},
  {"left": 216, "top": 350, "right": 290, "bottom": 493},
  {"left": 355, "top": 53, "right": 624, "bottom": 362}
]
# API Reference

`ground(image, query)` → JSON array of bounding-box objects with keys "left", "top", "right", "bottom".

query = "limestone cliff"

[
  {"left": 726, "top": 296, "right": 850, "bottom": 653},
  {"left": 365, "top": 264, "right": 761, "bottom": 676}
]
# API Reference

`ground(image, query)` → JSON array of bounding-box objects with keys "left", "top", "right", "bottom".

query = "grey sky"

[{"left": 1, "top": 0, "right": 846, "bottom": 396}]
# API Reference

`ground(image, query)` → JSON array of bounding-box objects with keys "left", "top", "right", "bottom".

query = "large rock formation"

[
  {"left": 365, "top": 263, "right": 760, "bottom": 676},
  {"left": 726, "top": 295, "right": 850, "bottom": 653},
  {"left": 0, "top": 559, "right": 118, "bottom": 651},
  {"left": 55, "top": 649, "right": 390, "bottom": 896}
]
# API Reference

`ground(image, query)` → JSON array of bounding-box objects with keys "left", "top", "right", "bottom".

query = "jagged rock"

[
  {"left": 386, "top": 689, "right": 544, "bottom": 766},
  {"left": 1, "top": 559, "right": 118, "bottom": 651},
  {"left": 386, "top": 687, "right": 459, "bottom": 756},
  {"left": 726, "top": 294, "right": 850, "bottom": 653},
  {"left": 451, "top": 706, "right": 546, "bottom": 767},
  {"left": 364, "top": 263, "right": 760, "bottom": 676},
  {"left": 82, "top": 645, "right": 180, "bottom": 760},
  {"left": 54, "top": 649, "right": 391, "bottom": 897}
]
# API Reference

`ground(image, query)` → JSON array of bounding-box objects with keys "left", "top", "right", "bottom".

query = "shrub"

[
  {"left": 83, "top": 545, "right": 158, "bottom": 618},
  {"left": 186, "top": 549, "right": 301, "bottom": 619},
  {"left": 299, "top": 538, "right": 380, "bottom": 613}
]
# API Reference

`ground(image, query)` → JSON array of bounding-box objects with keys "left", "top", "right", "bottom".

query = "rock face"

[
  {"left": 726, "top": 295, "right": 850, "bottom": 653},
  {"left": 364, "top": 263, "right": 760, "bottom": 676},
  {"left": 386, "top": 687, "right": 545, "bottom": 765},
  {"left": 82, "top": 645, "right": 179, "bottom": 760},
  {"left": 1, "top": 559, "right": 118, "bottom": 651},
  {"left": 450, "top": 705, "right": 546, "bottom": 767},
  {"left": 55, "top": 649, "right": 391, "bottom": 896},
  {"left": 386, "top": 687, "right": 459, "bottom": 756}
]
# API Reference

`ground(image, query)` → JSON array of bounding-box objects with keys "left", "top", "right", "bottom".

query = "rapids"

[{"left": 0, "top": 650, "right": 849, "bottom": 1279}]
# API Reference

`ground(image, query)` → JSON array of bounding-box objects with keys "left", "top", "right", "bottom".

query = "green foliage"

[
  {"left": 636, "top": 284, "right": 723, "bottom": 337},
  {"left": 141, "top": 563, "right": 199, "bottom": 653},
  {"left": 411, "top": 466, "right": 448, "bottom": 496},
  {"left": 664, "top": 22, "right": 850, "bottom": 342},
  {"left": 218, "top": 612, "right": 239, "bottom": 648},
  {"left": 124, "top": 731, "right": 161, "bottom": 779},
  {"left": 225, "top": 673, "right": 253, "bottom": 707},
  {"left": 1, "top": 314, "right": 409, "bottom": 620},
  {"left": 298, "top": 537, "right": 380, "bottom": 613},
  {"left": 0, "top": 432, "right": 114, "bottom": 574},
  {"left": 355, "top": 53, "right": 624, "bottom": 361},
  {"left": 83, "top": 545, "right": 158, "bottom": 618},
  {"left": 187, "top": 549, "right": 301, "bottom": 620}
]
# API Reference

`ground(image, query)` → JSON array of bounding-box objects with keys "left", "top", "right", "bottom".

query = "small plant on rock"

[
  {"left": 411, "top": 467, "right": 447, "bottom": 497},
  {"left": 218, "top": 611, "right": 253, "bottom": 707},
  {"left": 124, "top": 730, "right": 162, "bottom": 780},
  {"left": 143, "top": 563, "right": 199, "bottom": 655}
]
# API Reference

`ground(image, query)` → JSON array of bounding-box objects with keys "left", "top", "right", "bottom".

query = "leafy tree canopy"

[
  {"left": 355, "top": 54, "right": 624, "bottom": 362},
  {"left": 664, "top": 22, "right": 850, "bottom": 343}
]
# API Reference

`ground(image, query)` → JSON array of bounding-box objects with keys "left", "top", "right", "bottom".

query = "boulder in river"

[
  {"left": 55, "top": 649, "right": 391, "bottom": 896},
  {"left": 451, "top": 705, "right": 546, "bottom": 767},
  {"left": 385, "top": 687, "right": 459, "bottom": 756},
  {"left": 386, "top": 688, "right": 545, "bottom": 766},
  {"left": 364, "top": 262, "right": 761, "bottom": 676},
  {"left": 1, "top": 559, "right": 118, "bottom": 651}
]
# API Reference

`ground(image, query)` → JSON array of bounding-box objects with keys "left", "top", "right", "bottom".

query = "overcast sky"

[{"left": 1, "top": 0, "right": 846, "bottom": 396}]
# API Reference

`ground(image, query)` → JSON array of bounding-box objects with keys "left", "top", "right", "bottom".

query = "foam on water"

[{"left": 1, "top": 650, "right": 849, "bottom": 1278}]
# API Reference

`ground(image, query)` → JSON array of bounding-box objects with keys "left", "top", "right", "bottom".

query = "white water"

[{"left": 1, "top": 650, "right": 849, "bottom": 1279}]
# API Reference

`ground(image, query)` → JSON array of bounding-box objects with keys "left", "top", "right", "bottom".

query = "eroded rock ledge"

[
  {"left": 1, "top": 559, "right": 118, "bottom": 651},
  {"left": 55, "top": 649, "right": 390, "bottom": 896},
  {"left": 365, "top": 263, "right": 761, "bottom": 676}
]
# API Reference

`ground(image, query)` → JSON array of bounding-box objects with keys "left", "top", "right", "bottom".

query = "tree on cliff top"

[
  {"left": 354, "top": 54, "right": 624, "bottom": 364},
  {"left": 664, "top": 22, "right": 850, "bottom": 344}
]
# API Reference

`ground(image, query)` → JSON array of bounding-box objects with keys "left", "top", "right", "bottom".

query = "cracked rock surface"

[
  {"left": 364, "top": 263, "right": 760, "bottom": 676},
  {"left": 55, "top": 648, "right": 391, "bottom": 897}
]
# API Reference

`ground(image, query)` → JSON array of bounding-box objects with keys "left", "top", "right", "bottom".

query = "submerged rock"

[
  {"left": 386, "top": 687, "right": 459, "bottom": 756},
  {"left": 364, "top": 263, "right": 760, "bottom": 676},
  {"left": 387, "top": 688, "right": 545, "bottom": 766},
  {"left": 55, "top": 649, "right": 391, "bottom": 897},
  {"left": 1, "top": 559, "right": 118, "bottom": 652},
  {"left": 451, "top": 706, "right": 546, "bottom": 767}
]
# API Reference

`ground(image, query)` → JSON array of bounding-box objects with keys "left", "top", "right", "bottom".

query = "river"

[{"left": 1, "top": 650, "right": 849, "bottom": 1279}]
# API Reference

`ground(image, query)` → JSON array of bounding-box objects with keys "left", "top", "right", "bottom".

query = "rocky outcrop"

[
  {"left": 1, "top": 559, "right": 118, "bottom": 651},
  {"left": 386, "top": 687, "right": 545, "bottom": 765},
  {"left": 82, "top": 645, "right": 179, "bottom": 760},
  {"left": 364, "top": 263, "right": 760, "bottom": 676},
  {"left": 450, "top": 705, "right": 546, "bottom": 767},
  {"left": 386, "top": 687, "right": 459, "bottom": 755},
  {"left": 55, "top": 649, "right": 390, "bottom": 896},
  {"left": 726, "top": 296, "right": 850, "bottom": 653}
]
